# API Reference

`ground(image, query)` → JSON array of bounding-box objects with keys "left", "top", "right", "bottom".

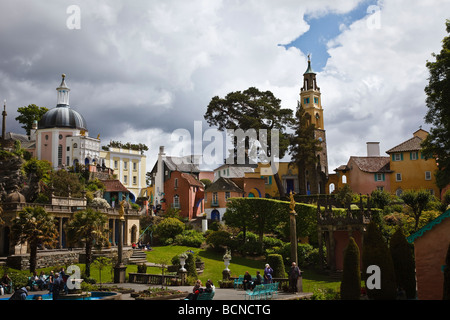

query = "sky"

[{"left": 0, "top": 0, "right": 449, "bottom": 176}]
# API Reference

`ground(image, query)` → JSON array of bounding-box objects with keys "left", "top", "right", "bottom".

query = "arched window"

[
  {"left": 73, "top": 143, "right": 78, "bottom": 148},
  {"left": 173, "top": 195, "right": 180, "bottom": 208},
  {"left": 329, "top": 183, "right": 335, "bottom": 194},
  {"left": 342, "top": 175, "right": 347, "bottom": 184}
]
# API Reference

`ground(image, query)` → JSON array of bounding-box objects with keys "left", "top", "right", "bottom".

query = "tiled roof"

[
  {"left": 100, "top": 179, "right": 129, "bottom": 192},
  {"left": 205, "top": 177, "right": 243, "bottom": 193},
  {"left": 181, "top": 173, "right": 204, "bottom": 188},
  {"left": 386, "top": 136, "right": 423, "bottom": 153},
  {"left": 349, "top": 156, "right": 391, "bottom": 173},
  {"left": 164, "top": 156, "right": 200, "bottom": 173}
]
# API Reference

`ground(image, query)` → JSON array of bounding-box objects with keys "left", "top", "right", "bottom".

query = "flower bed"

[{"left": 131, "top": 288, "right": 188, "bottom": 300}]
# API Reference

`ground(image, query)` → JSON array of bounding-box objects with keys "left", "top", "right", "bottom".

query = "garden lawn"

[{"left": 144, "top": 246, "right": 341, "bottom": 292}]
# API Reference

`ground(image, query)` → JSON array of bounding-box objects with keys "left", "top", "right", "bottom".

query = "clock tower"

[{"left": 299, "top": 55, "right": 329, "bottom": 194}]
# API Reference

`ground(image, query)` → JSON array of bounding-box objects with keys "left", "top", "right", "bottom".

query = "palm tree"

[
  {"left": 10, "top": 206, "right": 58, "bottom": 273},
  {"left": 66, "top": 208, "right": 109, "bottom": 277}
]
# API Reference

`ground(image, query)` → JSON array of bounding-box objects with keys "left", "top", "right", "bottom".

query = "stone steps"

[{"left": 128, "top": 250, "right": 148, "bottom": 264}]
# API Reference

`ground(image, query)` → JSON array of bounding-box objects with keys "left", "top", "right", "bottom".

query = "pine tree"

[
  {"left": 390, "top": 227, "right": 416, "bottom": 299},
  {"left": 340, "top": 237, "right": 361, "bottom": 300},
  {"left": 362, "top": 222, "right": 397, "bottom": 300}
]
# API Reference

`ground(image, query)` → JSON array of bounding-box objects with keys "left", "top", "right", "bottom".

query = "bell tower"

[
  {"left": 300, "top": 54, "right": 324, "bottom": 129},
  {"left": 299, "top": 55, "right": 328, "bottom": 194}
]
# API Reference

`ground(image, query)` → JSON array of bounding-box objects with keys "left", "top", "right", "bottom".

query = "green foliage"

[
  {"left": 174, "top": 229, "right": 205, "bottom": 248},
  {"left": 10, "top": 206, "right": 59, "bottom": 272},
  {"left": 422, "top": 20, "right": 450, "bottom": 188},
  {"left": 335, "top": 184, "right": 354, "bottom": 208},
  {"left": 362, "top": 222, "right": 396, "bottom": 300},
  {"left": 400, "top": 189, "right": 433, "bottom": 231},
  {"left": 50, "top": 169, "right": 84, "bottom": 198},
  {"left": 205, "top": 230, "right": 232, "bottom": 252},
  {"left": 92, "top": 256, "right": 112, "bottom": 285},
  {"left": 340, "top": 237, "right": 361, "bottom": 300},
  {"left": 171, "top": 251, "right": 197, "bottom": 278},
  {"left": 155, "top": 217, "right": 185, "bottom": 242},
  {"left": 371, "top": 189, "right": 392, "bottom": 209},
  {"left": 266, "top": 243, "right": 321, "bottom": 270},
  {"left": 389, "top": 227, "right": 416, "bottom": 299},
  {"left": 15, "top": 104, "right": 48, "bottom": 135},
  {"left": 267, "top": 254, "right": 286, "bottom": 278}
]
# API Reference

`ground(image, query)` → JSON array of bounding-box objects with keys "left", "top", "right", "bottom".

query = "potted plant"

[{"left": 179, "top": 253, "right": 188, "bottom": 272}]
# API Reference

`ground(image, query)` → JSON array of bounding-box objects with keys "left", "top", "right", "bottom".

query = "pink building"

[{"left": 35, "top": 74, "right": 100, "bottom": 169}]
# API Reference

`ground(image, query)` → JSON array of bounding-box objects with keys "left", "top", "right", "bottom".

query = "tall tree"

[
  {"left": 390, "top": 227, "right": 416, "bottom": 299},
  {"left": 10, "top": 206, "right": 58, "bottom": 273},
  {"left": 289, "top": 102, "right": 323, "bottom": 195},
  {"left": 15, "top": 104, "right": 48, "bottom": 135},
  {"left": 421, "top": 20, "right": 450, "bottom": 191},
  {"left": 400, "top": 189, "right": 433, "bottom": 231},
  {"left": 340, "top": 237, "right": 361, "bottom": 300},
  {"left": 204, "top": 87, "right": 293, "bottom": 198},
  {"left": 66, "top": 208, "right": 109, "bottom": 277}
]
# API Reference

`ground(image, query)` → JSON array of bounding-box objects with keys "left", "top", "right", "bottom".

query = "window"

[
  {"left": 304, "top": 97, "right": 310, "bottom": 104},
  {"left": 225, "top": 192, "right": 230, "bottom": 200},
  {"left": 212, "top": 192, "right": 218, "bottom": 205},
  {"left": 174, "top": 195, "right": 180, "bottom": 208},
  {"left": 263, "top": 176, "right": 272, "bottom": 185},
  {"left": 67, "top": 146, "right": 70, "bottom": 151},
  {"left": 377, "top": 186, "right": 384, "bottom": 191},
  {"left": 124, "top": 161, "right": 128, "bottom": 170},
  {"left": 73, "top": 143, "right": 77, "bottom": 148},
  {"left": 410, "top": 152, "right": 418, "bottom": 160},
  {"left": 133, "top": 176, "right": 137, "bottom": 185},
  {"left": 66, "top": 156, "right": 70, "bottom": 166},
  {"left": 425, "top": 171, "right": 432, "bottom": 180},
  {"left": 133, "top": 162, "right": 137, "bottom": 171},
  {"left": 174, "top": 178, "right": 178, "bottom": 188},
  {"left": 396, "top": 173, "right": 402, "bottom": 181},
  {"left": 58, "top": 145, "right": 63, "bottom": 166},
  {"left": 314, "top": 97, "right": 319, "bottom": 104},
  {"left": 393, "top": 153, "right": 403, "bottom": 161},
  {"left": 114, "top": 161, "right": 118, "bottom": 169},
  {"left": 124, "top": 175, "right": 128, "bottom": 184}
]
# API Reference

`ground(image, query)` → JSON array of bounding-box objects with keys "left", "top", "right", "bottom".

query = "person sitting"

[
  {"left": 0, "top": 272, "right": 12, "bottom": 294},
  {"left": 253, "top": 271, "right": 263, "bottom": 289},
  {"left": 185, "top": 280, "right": 203, "bottom": 300},
  {"left": 243, "top": 271, "right": 253, "bottom": 290},
  {"left": 37, "top": 271, "right": 47, "bottom": 290}
]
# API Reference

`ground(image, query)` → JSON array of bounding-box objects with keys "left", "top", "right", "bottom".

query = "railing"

[{"left": 128, "top": 273, "right": 179, "bottom": 286}]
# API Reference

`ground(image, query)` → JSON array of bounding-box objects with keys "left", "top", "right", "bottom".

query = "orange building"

[{"left": 204, "top": 177, "right": 265, "bottom": 221}]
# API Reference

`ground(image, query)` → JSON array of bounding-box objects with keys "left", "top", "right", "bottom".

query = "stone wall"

[
  {"left": 6, "top": 248, "right": 134, "bottom": 271},
  {"left": 7, "top": 251, "right": 81, "bottom": 271}
]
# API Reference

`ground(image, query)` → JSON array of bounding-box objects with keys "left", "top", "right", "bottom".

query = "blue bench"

[
  {"left": 245, "top": 283, "right": 279, "bottom": 300},
  {"left": 197, "top": 291, "right": 215, "bottom": 300}
]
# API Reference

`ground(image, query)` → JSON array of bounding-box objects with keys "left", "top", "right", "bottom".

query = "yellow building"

[
  {"left": 386, "top": 129, "right": 439, "bottom": 197},
  {"left": 245, "top": 162, "right": 299, "bottom": 198},
  {"left": 100, "top": 146, "right": 147, "bottom": 202}
]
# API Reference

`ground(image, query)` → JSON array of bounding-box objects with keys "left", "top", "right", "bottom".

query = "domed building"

[{"left": 35, "top": 75, "right": 100, "bottom": 169}]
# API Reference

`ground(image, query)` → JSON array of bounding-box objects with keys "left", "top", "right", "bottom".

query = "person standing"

[
  {"left": 264, "top": 264, "right": 273, "bottom": 284},
  {"left": 289, "top": 262, "right": 301, "bottom": 293},
  {"left": 52, "top": 273, "right": 64, "bottom": 300}
]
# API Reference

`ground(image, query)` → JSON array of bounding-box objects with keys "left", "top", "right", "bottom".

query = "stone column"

[{"left": 114, "top": 218, "right": 127, "bottom": 283}]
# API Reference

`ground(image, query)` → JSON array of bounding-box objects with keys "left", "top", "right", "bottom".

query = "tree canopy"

[
  {"left": 421, "top": 20, "right": 450, "bottom": 189},
  {"left": 15, "top": 104, "right": 48, "bottom": 135}
]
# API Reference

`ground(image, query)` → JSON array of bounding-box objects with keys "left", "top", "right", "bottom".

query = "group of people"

[
  {"left": 6, "top": 268, "right": 68, "bottom": 300},
  {"left": 131, "top": 241, "right": 152, "bottom": 250},
  {"left": 185, "top": 279, "right": 215, "bottom": 300},
  {"left": 242, "top": 262, "right": 302, "bottom": 293}
]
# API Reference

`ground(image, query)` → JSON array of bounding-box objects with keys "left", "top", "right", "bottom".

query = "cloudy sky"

[{"left": 0, "top": 0, "right": 449, "bottom": 175}]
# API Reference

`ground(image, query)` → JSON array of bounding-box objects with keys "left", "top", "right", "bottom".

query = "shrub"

[
  {"left": 362, "top": 222, "right": 396, "bottom": 300},
  {"left": 390, "top": 227, "right": 416, "bottom": 299},
  {"left": 171, "top": 251, "right": 197, "bottom": 278},
  {"left": 155, "top": 217, "right": 185, "bottom": 241},
  {"left": 267, "top": 254, "right": 286, "bottom": 278},
  {"left": 340, "top": 237, "right": 361, "bottom": 300},
  {"left": 90, "top": 198, "right": 111, "bottom": 208},
  {"left": 205, "top": 230, "right": 232, "bottom": 252},
  {"left": 174, "top": 230, "right": 205, "bottom": 247}
]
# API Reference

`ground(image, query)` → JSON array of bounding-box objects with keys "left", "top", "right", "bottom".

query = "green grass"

[{"left": 5, "top": 245, "right": 341, "bottom": 294}]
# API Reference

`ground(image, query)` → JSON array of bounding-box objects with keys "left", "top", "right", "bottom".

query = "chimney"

[{"left": 367, "top": 142, "right": 380, "bottom": 157}]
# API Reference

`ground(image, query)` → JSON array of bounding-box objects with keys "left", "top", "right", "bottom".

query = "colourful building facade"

[{"left": 386, "top": 129, "right": 439, "bottom": 197}]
